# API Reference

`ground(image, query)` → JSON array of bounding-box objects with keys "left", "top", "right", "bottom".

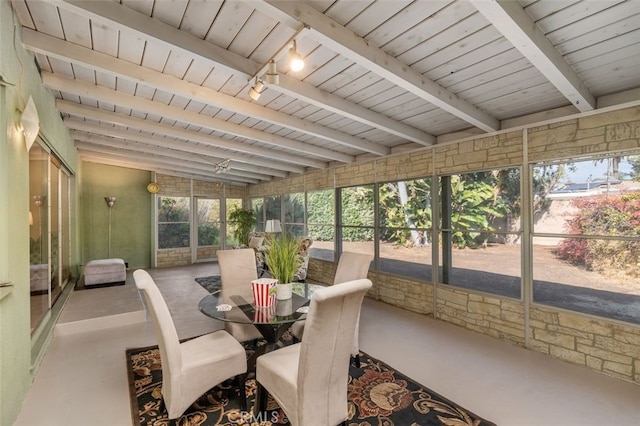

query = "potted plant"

[
  {"left": 228, "top": 207, "right": 256, "bottom": 246},
  {"left": 264, "top": 233, "right": 301, "bottom": 299}
]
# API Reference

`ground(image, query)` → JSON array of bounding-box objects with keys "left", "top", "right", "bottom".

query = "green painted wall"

[
  {"left": 0, "top": 1, "right": 79, "bottom": 424},
  {"left": 81, "top": 163, "right": 152, "bottom": 269}
]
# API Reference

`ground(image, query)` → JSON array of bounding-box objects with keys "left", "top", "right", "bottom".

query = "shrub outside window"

[
  {"left": 307, "top": 189, "right": 334, "bottom": 261},
  {"left": 158, "top": 196, "right": 190, "bottom": 249},
  {"left": 439, "top": 169, "right": 522, "bottom": 298},
  {"left": 532, "top": 154, "right": 640, "bottom": 324},
  {"left": 340, "top": 185, "right": 374, "bottom": 257}
]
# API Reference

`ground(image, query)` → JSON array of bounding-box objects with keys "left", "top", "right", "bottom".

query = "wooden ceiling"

[{"left": 11, "top": 0, "right": 640, "bottom": 186}]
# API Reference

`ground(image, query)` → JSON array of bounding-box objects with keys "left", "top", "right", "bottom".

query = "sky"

[{"left": 561, "top": 157, "right": 634, "bottom": 183}]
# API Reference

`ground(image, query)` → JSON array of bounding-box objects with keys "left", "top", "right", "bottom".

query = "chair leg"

[
  {"left": 351, "top": 353, "right": 360, "bottom": 368},
  {"left": 254, "top": 381, "right": 268, "bottom": 416},
  {"left": 236, "top": 373, "right": 247, "bottom": 412}
]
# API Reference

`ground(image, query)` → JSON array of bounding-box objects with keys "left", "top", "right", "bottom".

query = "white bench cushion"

[{"left": 84, "top": 258, "right": 126, "bottom": 286}]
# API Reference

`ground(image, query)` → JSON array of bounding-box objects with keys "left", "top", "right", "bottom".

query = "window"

[
  {"left": 532, "top": 153, "right": 640, "bottom": 324},
  {"left": 339, "top": 185, "right": 374, "bottom": 258},
  {"left": 307, "top": 189, "right": 334, "bottom": 260},
  {"left": 157, "top": 196, "right": 190, "bottom": 249},
  {"left": 439, "top": 169, "right": 522, "bottom": 298},
  {"left": 251, "top": 197, "right": 264, "bottom": 232},
  {"left": 226, "top": 198, "right": 243, "bottom": 245},
  {"left": 378, "top": 178, "right": 433, "bottom": 279},
  {"left": 196, "top": 198, "right": 221, "bottom": 247},
  {"left": 283, "top": 193, "right": 305, "bottom": 236}
]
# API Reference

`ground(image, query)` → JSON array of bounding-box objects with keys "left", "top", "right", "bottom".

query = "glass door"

[{"left": 194, "top": 197, "right": 222, "bottom": 261}]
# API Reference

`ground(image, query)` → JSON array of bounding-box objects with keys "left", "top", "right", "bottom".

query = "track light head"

[
  {"left": 265, "top": 60, "right": 279, "bottom": 85},
  {"left": 289, "top": 40, "right": 304, "bottom": 72},
  {"left": 248, "top": 79, "right": 265, "bottom": 101}
]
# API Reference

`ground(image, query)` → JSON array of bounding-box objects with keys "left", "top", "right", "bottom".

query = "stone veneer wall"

[
  {"left": 155, "top": 174, "right": 247, "bottom": 267},
  {"left": 252, "top": 105, "right": 640, "bottom": 383}
]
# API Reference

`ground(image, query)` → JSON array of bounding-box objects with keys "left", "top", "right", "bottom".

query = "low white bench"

[{"left": 84, "top": 258, "right": 126, "bottom": 287}]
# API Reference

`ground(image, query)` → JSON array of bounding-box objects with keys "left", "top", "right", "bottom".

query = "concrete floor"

[{"left": 14, "top": 263, "right": 640, "bottom": 426}]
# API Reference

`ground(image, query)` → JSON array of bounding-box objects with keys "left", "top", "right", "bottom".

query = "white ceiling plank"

[
  {"left": 11, "top": 0, "right": 35, "bottom": 29},
  {"left": 77, "top": 149, "right": 253, "bottom": 185},
  {"left": 471, "top": 0, "right": 596, "bottom": 111},
  {"left": 27, "top": 0, "right": 64, "bottom": 37},
  {"left": 45, "top": 0, "right": 259, "bottom": 76},
  {"left": 67, "top": 118, "right": 288, "bottom": 178},
  {"left": 52, "top": 96, "right": 321, "bottom": 171},
  {"left": 179, "top": 0, "right": 224, "bottom": 39},
  {"left": 277, "top": 74, "right": 435, "bottom": 146},
  {"left": 345, "top": 0, "right": 413, "bottom": 37},
  {"left": 72, "top": 132, "right": 269, "bottom": 182},
  {"left": 117, "top": 30, "right": 146, "bottom": 65},
  {"left": 151, "top": 0, "right": 189, "bottom": 29},
  {"left": 58, "top": 7, "right": 91, "bottom": 47},
  {"left": 554, "top": 14, "right": 640, "bottom": 56},
  {"left": 140, "top": 39, "right": 171, "bottom": 72},
  {"left": 263, "top": 0, "right": 499, "bottom": 132},
  {"left": 204, "top": 1, "right": 254, "bottom": 50},
  {"left": 89, "top": 19, "right": 118, "bottom": 56},
  {"left": 22, "top": 29, "right": 384, "bottom": 156},
  {"left": 597, "top": 88, "right": 640, "bottom": 108}
]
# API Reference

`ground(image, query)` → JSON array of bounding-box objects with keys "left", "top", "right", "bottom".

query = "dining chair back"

[
  {"left": 217, "top": 249, "right": 263, "bottom": 342},
  {"left": 256, "top": 278, "right": 372, "bottom": 426},
  {"left": 133, "top": 269, "right": 247, "bottom": 419},
  {"left": 291, "top": 251, "right": 373, "bottom": 365}
]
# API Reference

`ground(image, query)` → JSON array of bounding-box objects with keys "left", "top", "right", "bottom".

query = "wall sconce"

[
  {"left": 264, "top": 60, "right": 279, "bottom": 85},
  {"left": 214, "top": 159, "right": 231, "bottom": 174},
  {"left": 20, "top": 96, "right": 40, "bottom": 151},
  {"left": 248, "top": 78, "right": 265, "bottom": 101},
  {"left": 265, "top": 219, "right": 282, "bottom": 233},
  {"left": 289, "top": 40, "right": 305, "bottom": 72}
]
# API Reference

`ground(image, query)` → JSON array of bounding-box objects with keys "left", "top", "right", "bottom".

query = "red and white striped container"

[
  {"left": 254, "top": 305, "right": 276, "bottom": 323},
  {"left": 251, "top": 278, "right": 277, "bottom": 307}
]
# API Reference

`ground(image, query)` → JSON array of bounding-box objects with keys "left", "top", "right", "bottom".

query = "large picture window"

[
  {"left": 339, "top": 185, "right": 374, "bottom": 258},
  {"left": 283, "top": 193, "right": 305, "bottom": 236},
  {"left": 439, "top": 169, "right": 522, "bottom": 298},
  {"left": 307, "top": 189, "right": 334, "bottom": 261},
  {"left": 157, "top": 196, "right": 190, "bottom": 249},
  {"left": 532, "top": 153, "right": 640, "bottom": 324},
  {"left": 378, "top": 178, "right": 433, "bottom": 279}
]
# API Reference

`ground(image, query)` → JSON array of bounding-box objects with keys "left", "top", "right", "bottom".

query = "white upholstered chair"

[
  {"left": 217, "top": 249, "right": 264, "bottom": 343},
  {"left": 133, "top": 269, "right": 248, "bottom": 419},
  {"left": 255, "top": 278, "right": 372, "bottom": 426},
  {"left": 291, "top": 251, "right": 373, "bottom": 365}
]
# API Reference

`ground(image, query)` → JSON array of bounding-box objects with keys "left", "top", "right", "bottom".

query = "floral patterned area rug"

[{"left": 126, "top": 344, "right": 496, "bottom": 426}]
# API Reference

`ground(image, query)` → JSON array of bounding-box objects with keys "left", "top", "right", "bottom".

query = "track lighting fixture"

[
  {"left": 248, "top": 79, "right": 265, "bottom": 101},
  {"left": 214, "top": 159, "right": 231, "bottom": 174},
  {"left": 289, "top": 39, "right": 304, "bottom": 72},
  {"left": 265, "top": 60, "right": 279, "bottom": 85}
]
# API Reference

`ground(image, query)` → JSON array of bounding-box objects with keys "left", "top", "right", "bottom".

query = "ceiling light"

[
  {"left": 289, "top": 40, "right": 304, "bottom": 72},
  {"left": 264, "top": 60, "right": 279, "bottom": 85},
  {"left": 214, "top": 159, "right": 231, "bottom": 174},
  {"left": 248, "top": 79, "right": 265, "bottom": 101}
]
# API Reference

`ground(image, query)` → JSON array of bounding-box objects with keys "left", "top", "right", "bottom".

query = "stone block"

[
  {"left": 550, "top": 345, "right": 585, "bottom": 365},
  {"left": 534, "top": 329, "right": 575, "bottom": 349}
]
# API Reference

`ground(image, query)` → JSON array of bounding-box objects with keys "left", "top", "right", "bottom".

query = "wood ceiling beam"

[
  {"left": 29, "top": 7, "right": 393, "bottom": 154},
  {"left": 43, "top": 73, "right": 326, "bottom": 170},
  {"left": 43, "top": 0, "right": 259, "bottom": 77},
  {"left": 277, "top": 75, "right": 436, "bottom": 146},
  {"left": 470, "top": 0, "right": 596, "bottom": 112},
  {"left": 22, "top": 31, "right": 355, "bottom": 162},
  {"left": 77, "top": 150, "right": 253, "bottom": 186},
  {"left": 57, "top": 100, "right": 306, "bottom": 175},
  {"left": 70, "top": 130, "right": 274, "bottom": 182},
  {"left": 262, "top": 0, "right": 500, "bottom": 132}
]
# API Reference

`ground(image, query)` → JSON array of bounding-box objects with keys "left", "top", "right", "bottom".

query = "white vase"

[{"left": 276, "top": 282, "right": 292, "bottom": 300}]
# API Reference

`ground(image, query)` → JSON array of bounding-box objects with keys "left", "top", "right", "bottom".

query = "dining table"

[{"left": 198, "top": 282, "right": 326, "bottom": 370}]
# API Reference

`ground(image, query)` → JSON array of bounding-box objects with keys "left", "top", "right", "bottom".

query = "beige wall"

[{"left": 250, "top": 105, "right": 640, "bottom": 384}]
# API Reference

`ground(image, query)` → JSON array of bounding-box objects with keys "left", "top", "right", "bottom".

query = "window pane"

[
  {"left": 226, "top": 198, "right": 243, "bottom": 245},
  {"left": 158, "top": 223, "right": 190, "bottom": 249},
  {"left": 197, "top": 199, "right": 220, "bottom": 247},
  {"left": 341, "top": 185, "right": 374, "bottom": 226},
  {"left": 158, "top": 196, "right": 190, "bottom": 249},
  {"left": 532, "top": 153, "right": 640, "bottom": 324},
  {"left": 265, "top": 195, "right": 281, "bottom": 221},
  {"left": 307, "top": 190, "right": 334, "bottom": 260},
  {"left": 378, "top": 179, "right": 433, "bottom": 279},
  {"left": 284, "top": 193, "right": 305, "bottom": 224},
  {"left": 251, "top": 197, "right": 264, "bottom": 231},
  {"left": 440, "top": 232, "right": 521, "bottom": 298},
  {"left": 533, "top": 237, "right": 640, "bottom": 325}
]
